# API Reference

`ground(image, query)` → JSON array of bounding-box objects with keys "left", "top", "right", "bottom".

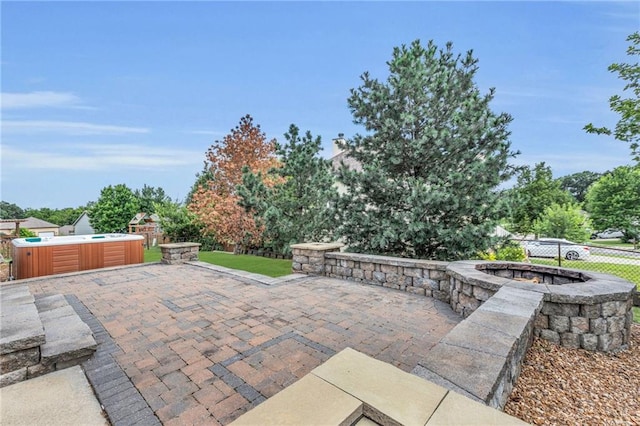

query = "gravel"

[{"left": 504, "top": 324, "right": 639, "bottom": 425}]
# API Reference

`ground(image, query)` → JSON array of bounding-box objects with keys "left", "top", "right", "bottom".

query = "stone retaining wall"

[
  {"left": 291, "top": 243, "right": 451, "bottom": 303},
  {"left": 159, "top": 242, "right": 201, "bottom": 265}
]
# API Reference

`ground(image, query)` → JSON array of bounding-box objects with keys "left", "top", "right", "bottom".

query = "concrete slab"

[
  {"left": 439, "top": 319, "right": 518, "bottom": 358},
  {"left": 464, "top": 309, "right": 530, "bottom": 339},
  {"left": 427, "top": 389, "right": 528, "bottom": 425},
  {"left": 0, "top": 286, "right": 34, "bottom": 307},
  {"left": 312, "top": 347, "right": 448, "bottom": 426},
  {"left": 479, "top": 287, "right": 543, "bottom": 319},
  {"left": 0, "top": 366, "right": 107, "bottom": 425},
  {"left": 230, "top": 374, "right": 362, "bottom": 426},
  {"left": 354, "top": 417, "right": 380, "bottom": 426},
  {"left": 0, "top": 300, "right": 45, "bottom": 355},
  {"left": 418, "top": 342, "right": 507, "bottom": 402},
  {"left": 34, "top": 294, "right": 69, "bottom": 312}
]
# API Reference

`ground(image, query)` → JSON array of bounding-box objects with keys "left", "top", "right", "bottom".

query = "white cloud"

[
  {"left": 2, "top": 120, "right": 149, "bottom": 135},
  {"left": 1, "top": 91, "right": 82, "bottom": 109},
  {"left": 1, "top": 143, "right": 202, "bottom": 171}
]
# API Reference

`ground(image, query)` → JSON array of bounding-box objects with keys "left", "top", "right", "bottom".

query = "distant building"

[
  {"left": 330, "top": 133, "right": 362, "bottom": 195},
  {"left": 129, "top": 213, "right": 162, "bottom": 246},
  {"left": 59, "top": 225, "right": 75, "bottom": 236},
  {"left": 492, "top": 225, "right": 513, "bottom": 238},
  {"left": 128, "top": 213, "right": 161, "bottom": 234},
  {"left": 0, "top": 217, "right": 60, "bottom": 237},
  {"left": 72, "top": 211, "right": 95, "bottom": 235}
]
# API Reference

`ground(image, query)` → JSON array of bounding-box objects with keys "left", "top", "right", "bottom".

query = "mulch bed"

[{"left": 504, "top": 324, "right": 639, "bottom": 425}]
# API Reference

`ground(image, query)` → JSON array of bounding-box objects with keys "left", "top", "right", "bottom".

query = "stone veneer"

[
  {"left": 159, "top": 242, "right": 201, "bottom": 264},
  {"left": 447, "top": 261, "right": 636, "bottom": 352},
  {"left": 292, "top": 243, "right": 451, "bottom": 303}
]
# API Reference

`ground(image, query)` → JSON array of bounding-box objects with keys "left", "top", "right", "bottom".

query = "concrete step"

[
  {"left": 34, "top": 295, "right": 97, "bottom": 376},
  {"left": 0, "top": 286, "right": 46, "bottom": 386},
  {"left": 0, "top": 286, "right": 46, "bottom": 355},
  {"left": 0, "top": 287, "right": 97, "bottom": 387}
]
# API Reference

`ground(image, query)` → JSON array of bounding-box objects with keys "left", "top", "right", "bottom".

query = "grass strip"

[{"left": 144, "top": 247, "right": 292, "bottom": 278}]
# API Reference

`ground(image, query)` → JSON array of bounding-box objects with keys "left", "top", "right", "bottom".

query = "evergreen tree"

[
  {"left": 239, "top": 125, "right": 336, "bottom": 254},
  {"left": 153, "top": 200, "right": 204, "bottom": 244},
  {"left": 335, "top": 40, "right": 518, "bottom": 260},
  {"left": 186, "top": 166, "right": 214, "bottom": 205}
]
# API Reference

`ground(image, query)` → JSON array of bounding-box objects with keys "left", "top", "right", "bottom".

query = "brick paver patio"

[{"left": 25, "top": 263, "right": 460, "bottom": 425}]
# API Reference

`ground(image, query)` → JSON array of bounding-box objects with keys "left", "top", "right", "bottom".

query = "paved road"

[
  {"left": 587, "top": 254, "right": 640, "bottom": 266},
  {"left": 588, "top": 246, "right": 640, "bottom": 260}
]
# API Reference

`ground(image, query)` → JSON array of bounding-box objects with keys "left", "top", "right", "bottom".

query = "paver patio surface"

[{"left": 25, "top": 263, "right": 461, "bottom": 425}]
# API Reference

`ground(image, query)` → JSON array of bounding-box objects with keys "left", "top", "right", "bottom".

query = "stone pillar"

[
  {"left": 159, "top": 243, "right": 201, "bottom": 265},
  {"left": 290, "top": 243, "right": 344, "bottom": 275}
]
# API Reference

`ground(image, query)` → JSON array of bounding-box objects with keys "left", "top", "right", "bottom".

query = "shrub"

[
  {"left": 479, "top": 241, "right": 526, "bottom": 262},
  {"left": 19, "top": 228, "right": 37, "bottom": 237}
]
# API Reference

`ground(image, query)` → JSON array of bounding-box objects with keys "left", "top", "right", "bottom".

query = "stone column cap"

[
  {"left": 158, "top": 242, "right": 201, "bottom": 249},
  {"left": 290, "top": 242, "right": 344, "bottom": 251}
]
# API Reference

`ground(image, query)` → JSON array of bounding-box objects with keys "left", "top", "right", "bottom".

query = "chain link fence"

[{"left": 513, "top": 237, "right": 639, "bottom": 293}]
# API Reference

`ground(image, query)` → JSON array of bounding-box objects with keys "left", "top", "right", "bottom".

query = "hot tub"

[{"left": 11, "top": 233, "right": 144, "bottom": 280}]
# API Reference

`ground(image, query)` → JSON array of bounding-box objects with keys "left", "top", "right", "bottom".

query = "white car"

[
  {"left": 595, "top": 229, "right": 624, "bottom": 239},
  {"left": 524, "top": 238, "right": 590, "bottom": 260}
]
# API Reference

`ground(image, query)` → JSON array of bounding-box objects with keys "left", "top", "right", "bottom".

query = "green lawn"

[
  {"left": 531, "top": 258, "right": 640, "bottom": 323},
  {"left": 144, "top": 247, "right": 292, "bottom": 277},
  {"left": 144, "top": 247, "right": 162, "bottom": 262},
  {"left": 589, "top": 239, "right": 638, "bottom": 250}
]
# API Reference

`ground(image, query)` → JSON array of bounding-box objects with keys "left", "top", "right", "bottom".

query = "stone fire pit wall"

[{"left": 447, "top": 261, "right": 636, "bottom": 352}]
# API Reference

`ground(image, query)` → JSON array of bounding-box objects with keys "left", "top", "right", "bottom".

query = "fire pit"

[{"left": 446, "top": 261, "right": 636, "bottom": 352}]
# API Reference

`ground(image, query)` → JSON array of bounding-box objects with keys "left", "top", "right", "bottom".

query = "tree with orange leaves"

[{"left": 189, "top": 115, "right": 278, "bottom": 252}]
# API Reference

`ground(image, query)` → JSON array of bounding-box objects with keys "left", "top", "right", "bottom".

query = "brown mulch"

[{"left": 504, "top": 324, "right": 640, "bottom": 425}]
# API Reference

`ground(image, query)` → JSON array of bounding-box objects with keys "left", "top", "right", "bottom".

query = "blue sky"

[{"left": 1, "top": 1, "right": 638, "bottom": 210}]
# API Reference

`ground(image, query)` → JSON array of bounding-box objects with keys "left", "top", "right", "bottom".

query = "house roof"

[
  {"left": 0, "top": 217, "right": 59, "bottom": 230},
  {"left": 72, "top": 211, "right": 90, "bottom": 226},
  {"left": 129, "top": 213, "right": 159, "bottom": 225}
]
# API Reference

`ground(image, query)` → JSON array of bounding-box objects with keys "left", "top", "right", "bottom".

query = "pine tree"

[
  {"left": 335, "top": 40, "right": 518, "bottom": 260},
  {"left": 239, "top": 124, "right": 336, "bottom": 254}
]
